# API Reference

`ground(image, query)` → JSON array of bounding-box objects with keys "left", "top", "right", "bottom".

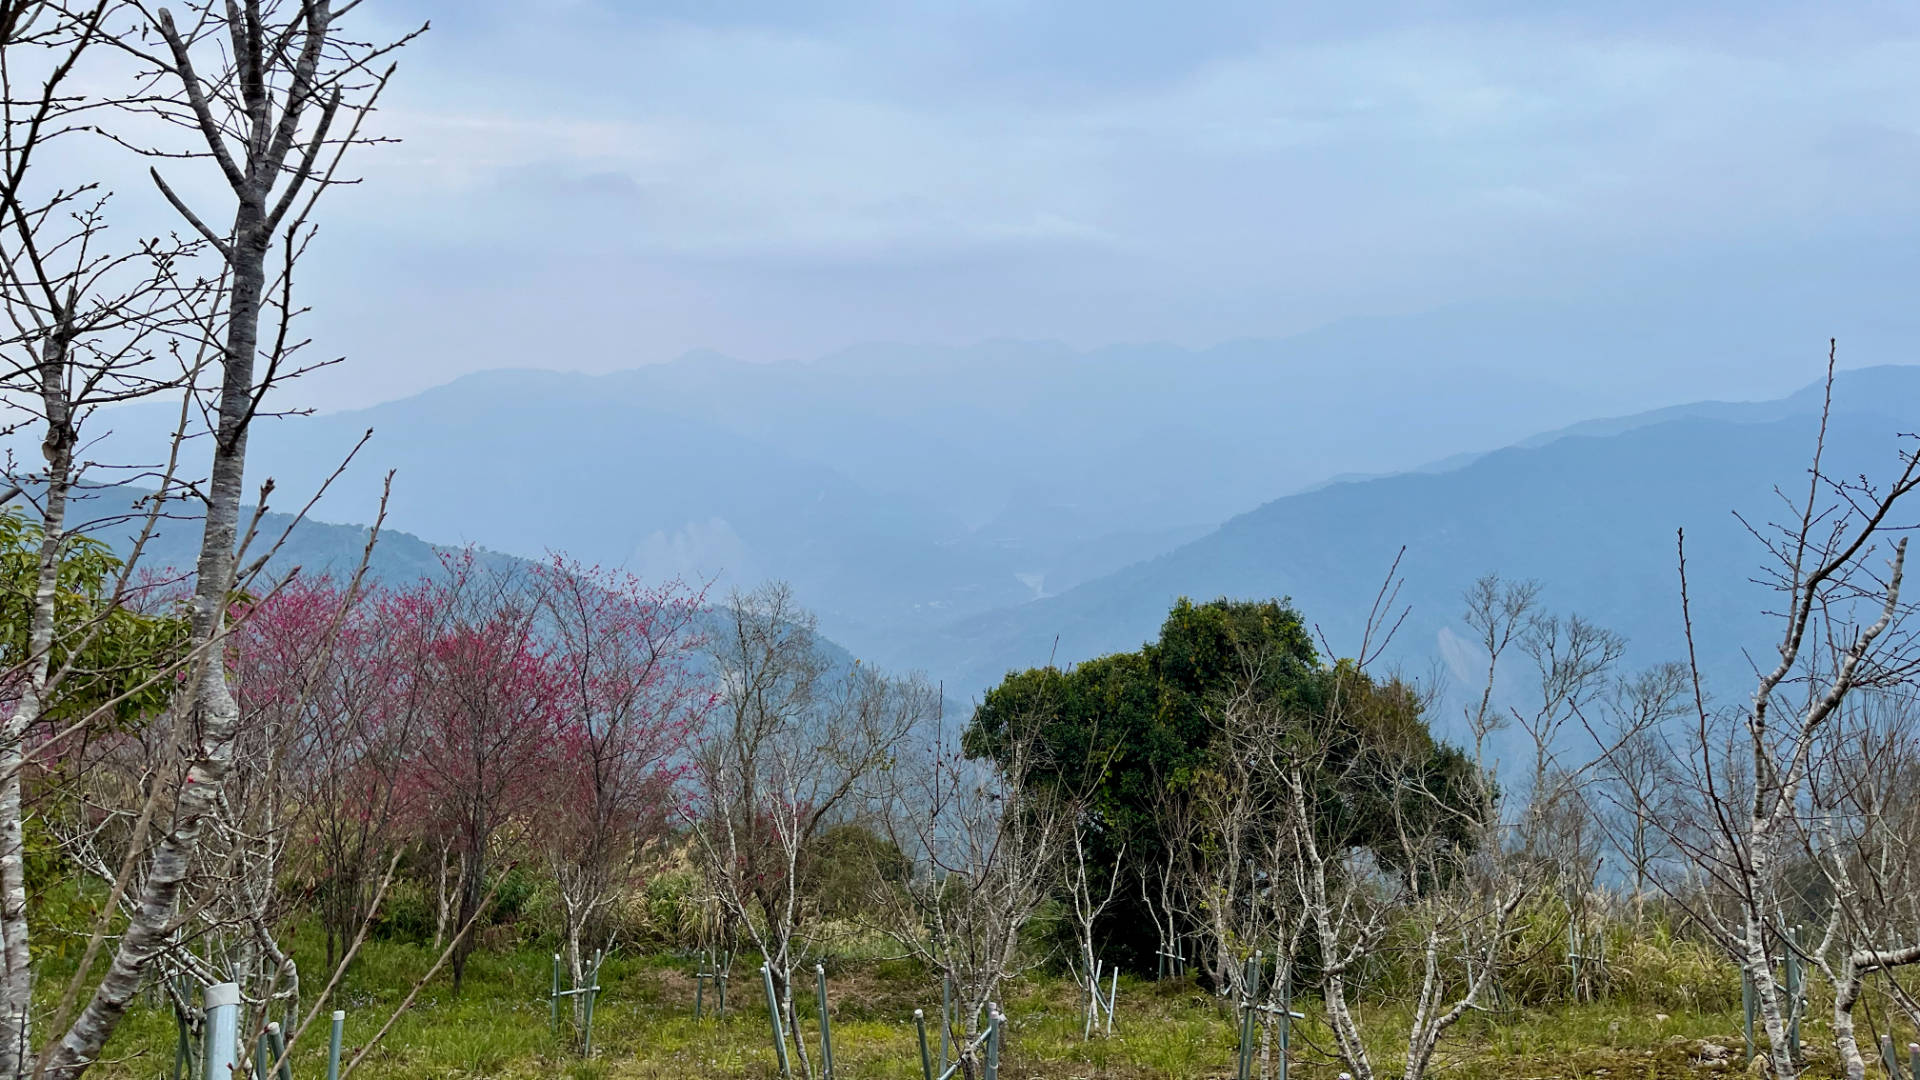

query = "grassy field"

[{"left": 62, "top": 936, "right": 1867, "bottom": 1080}]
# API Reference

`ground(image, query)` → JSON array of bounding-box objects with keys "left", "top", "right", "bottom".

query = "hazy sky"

[{"left": 267, "top": 1, "right": 1920, "bottom": 408}]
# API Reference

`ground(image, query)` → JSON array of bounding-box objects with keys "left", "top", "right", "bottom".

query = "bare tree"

[
  {"left": 23, "top": 0, "right": 424, "bottom": 1072},
  {"left": 1591, "top": 663, "right": 1690, "bottom": 922},
  {"left": 1607, "top": 348, "right": 1920, "bottom": 1080},
  {"left": 690, "top": 582, "right": 931, "bottom": 1079},
  {"left": 1064, "top": 787, "right": 1123, "bottom": 1037},
  {"left": 1512, "top": 613, "right": 1624, "bottom": 1000},
  {"left": 1796, "top": 690, "right": 1920, "bottom": 1080},
  {"left": 1138, "top": 782, "right": 1191, "bottom": 985},
  {"left": 0, "top": 4, "right": 219, "bottom": 1070},
  {"left": 1268, "top": 565, "right": 1530, "bottom": 1080},
  {"left": 870, "top": 711, "right": 1070, "bottom": 1080},
  {"left": 1458, "top": 574, "right": 1540, "bottom": 774},
  {"left": 1276, "top": 665, "right": 1525, "bottom": 1080},
  {"left": 1169, "top": 654, "right": 1294, "bottom": 1005},
  {"left": 1202, "top": 657, "right": 1320, "bottom": 1080}
]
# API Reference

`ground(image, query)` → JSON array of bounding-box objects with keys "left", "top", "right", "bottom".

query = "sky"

[{"left": 239, "top": 0, "right": 1920, "bottom": 408}]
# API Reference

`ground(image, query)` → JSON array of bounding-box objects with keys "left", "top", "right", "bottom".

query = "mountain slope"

[
  {"left": 58, "top": 483, "right": 518, "bottom": 588},
  {"left": 65, "top": 325, "right": 1919, "bottom": 683},
  {"left": 66, "top": 336, "right": 1605, "bottom": 651},
  {"left": 60, "top": 485, "right": 920, "bottom": 708},
  {"left": 78, "top": 377, "right": 1035, "bottom": 648},
  {"left": 66, "top": 366, "right": 1919, "bottom": 733},
  {"left": 917, "top": 366, "right": 1920, "bottom": 720}
]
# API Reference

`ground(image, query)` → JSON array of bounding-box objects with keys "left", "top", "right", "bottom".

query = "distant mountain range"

[
  {"left": 61, "top": 341, "right": 1918, "bottom": 737},
  {"left": 915, "top": 366, "right": 1919, "bottom": 748},
  {"left": 72, "top": 317, "right": 1910, "bottom": 659},
  {"left": 55, "top": 485, "right": 902, "bottom": 709},
  {"left": 53, "top": 483, "right": 514, "bottom": 594}
]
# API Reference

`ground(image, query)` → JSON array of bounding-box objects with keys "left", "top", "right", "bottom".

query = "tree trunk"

[
  {"left": 0, "top": 340, "right": 75, "bottom": 1077},
  {"left": 565, "top": 900, "right": 585, "bottom": 1027},
  {"left": 1831, "top": 961, "right": 1866, "bottom": 1080},
  {"left": 451, "top": 836, "right": 488, "bottom": 993},
  {"left": 783, "top": 984, "right": 815, "bottom": 1080},
  {"left": 43, "top": 209, "right": 268, "bottom": 1078},
  {"left": 1741, "top": 825, "right": 1796, "bottom": 1079},
  {"left": 1322, "top": 968, "right": 1373, "bottom": 1080},
  {"left": 433, "top": 844, "right": 461, "bottom": 952}
]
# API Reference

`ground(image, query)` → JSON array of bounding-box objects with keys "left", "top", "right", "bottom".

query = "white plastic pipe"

[{"left": 202, "top": 983, "right": 241, "bottom": 1080}]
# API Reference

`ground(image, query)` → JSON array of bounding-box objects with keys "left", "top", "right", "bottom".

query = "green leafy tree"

[
  {"left": 968, "top": 599, "right": 1312, "bottom": 839},
  {"left": 798, "top": 822, "right": 911, "bottom": 921},
  {"left": 0, "top": 508, "right": 188, "bottom": 988},
  {"left": 0, "top": 511, "right": 185, "bottom": 732},
  {"left": 966, "top": 597, "right": 1477, "bottom": 972}
]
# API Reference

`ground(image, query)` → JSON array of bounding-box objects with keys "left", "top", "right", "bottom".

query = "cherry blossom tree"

[
  {"left": 231, "top": 576, "right": 416, "bottom": 970},
  {"left": 533, "top": 557, "right": 711, "bottom": 1000},
  {"left": 393, "top": 555, "right": 567, "bottom": 993}
]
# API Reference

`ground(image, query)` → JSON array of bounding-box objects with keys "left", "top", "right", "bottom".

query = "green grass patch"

[{"left": 59, "top": 938, "right": 1867, "bottom": 1079}]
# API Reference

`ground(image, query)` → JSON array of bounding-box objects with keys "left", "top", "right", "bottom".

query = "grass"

[{"left": 58, "top": 933, "right": 1876, "bottom": 1080}]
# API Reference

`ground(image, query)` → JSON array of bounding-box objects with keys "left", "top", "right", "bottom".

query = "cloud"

[
  {"left": 266, "top": 1, "right": 1920, "bottom": 404},
  {"left": 362, "top": 8, "right": 1920, "bottom": 257}
]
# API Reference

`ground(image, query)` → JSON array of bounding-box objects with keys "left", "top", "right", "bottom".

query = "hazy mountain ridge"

[
  {"left": 64, "top": 326, "right": 1919, "bottom": 696},
  {"left": 58, "top": 484, "right": 923, "bottom": 709},
  {"left": 912, "top": 366, "right": 1920, "bottom": 723},
  {"left": 56, "top": 482, "right": 522, "bottom": 589},
  {"left": 56, "top": 360, "right": 1920, "bottom": 742}
]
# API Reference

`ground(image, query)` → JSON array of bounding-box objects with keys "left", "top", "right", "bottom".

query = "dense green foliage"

[
  {"left": 967, "top": 597, "right": 1480, "bottom": 971},
  {"left": 799, "top": 824, "right": 912, "bottom": 921},
  {"left": 967, "top": 598, "right": 1314, "bottom": 836},
  {"left": 0, "top": 510, "right": 187, "bottom": 728}
]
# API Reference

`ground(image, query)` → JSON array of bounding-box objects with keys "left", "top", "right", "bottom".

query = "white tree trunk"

[
  {"left": 41, "top": 139, "right": 279, "bottom": 1077},
  {"left": 1831, "top": 960, "right": 1867, "bottom": 1080},
  {"left": 0, "top": 353, "right": 75, "bottom": 1075}
]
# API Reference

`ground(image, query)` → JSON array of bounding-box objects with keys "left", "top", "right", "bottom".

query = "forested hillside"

[{"left": 925, "top": 365, "right": 1920, "bottom": 707}]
